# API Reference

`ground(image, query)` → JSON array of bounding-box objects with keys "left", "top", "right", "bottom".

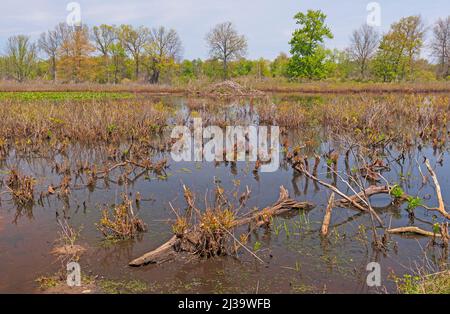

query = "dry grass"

[
  {"left": 0, "top": 81, "right": 184, "bottom": 94},
  {"left": 244, "top": 79, "right": 450, "bottom": 94},
  {"left": 256, "top": 94, "right": 449, "bottom": 150},
  {"left": 0, "top": 99, "right": 172, "bottom": 150},
  {"left": 6, "top": 170, "right": 35, "bottom": 206},
  {"left": 1, "top": 80, "right": 448, "bottom": 95},
  {"left": 97, "top": 194, "right": 147, "bottom": 240}
]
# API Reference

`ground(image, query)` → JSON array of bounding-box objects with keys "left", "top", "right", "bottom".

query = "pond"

[{"left": 0, "top": 93, "right": 449, "bottom": 293}]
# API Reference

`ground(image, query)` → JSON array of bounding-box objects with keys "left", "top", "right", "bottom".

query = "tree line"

[{"left": 0, "top": 10, "right": 449, "bottom": 84}]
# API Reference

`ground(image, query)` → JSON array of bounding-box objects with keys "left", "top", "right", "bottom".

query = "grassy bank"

[
  {"left": 253, "top": 81, "right": 450, "bottom": 94},
  {"left": 0, "top": 80, "right": 449, "bottom": 95}
]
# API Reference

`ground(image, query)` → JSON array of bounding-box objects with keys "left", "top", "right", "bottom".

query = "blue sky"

[{"left": 1, "top": 0, "right": 448, "bottom": 60}]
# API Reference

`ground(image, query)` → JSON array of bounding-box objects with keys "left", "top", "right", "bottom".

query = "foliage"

[
  {"left": 406, "top": 196, "right": 423, "bottom": 211},
  {"left": 390, "top": 185, "right": 405, "bottom": 198},
  {"left": 393, "top": 271, "right": 450, "bottom": 294},
  {"left": 0, "top": 14, "right": 449, "bottom": 84},
  {"left": 287, "top": 10, "right": 334, "bottom": 80},
  {"left": 97, "top": 194, "right": 147, "bottom": 240},
  {"left": 373, "top": 16, "right": 425, "bottom": 82},
  {"left": 5, "top": 35, "right": 37, "bottom": 82}
]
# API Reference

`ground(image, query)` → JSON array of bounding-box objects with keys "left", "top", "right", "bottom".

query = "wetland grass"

[{"left": 1, "top": 90, "right": 450, "bottom": 293}]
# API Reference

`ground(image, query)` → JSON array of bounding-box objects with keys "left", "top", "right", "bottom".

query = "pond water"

[{"left": 0, "top": 93, "right": 449, "bottom": 293}]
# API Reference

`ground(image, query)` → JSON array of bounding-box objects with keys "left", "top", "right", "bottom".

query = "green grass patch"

[
  {"left": 393, "top": 271, "right": 450, "bottom": 294},
  {"left": 98, "top": 279, "right": 148, "bottom": 294}
]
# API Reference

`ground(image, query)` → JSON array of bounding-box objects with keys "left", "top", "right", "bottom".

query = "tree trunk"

[
  {"left": 135, "top": 57, "right": 139, "bottom": 81},
  {"left": 223, "top": 57, "right": 228, "bottom": 81}
]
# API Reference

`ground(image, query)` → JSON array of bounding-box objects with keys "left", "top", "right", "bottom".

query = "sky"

[{"left": 0, "top": 0, "right": 448, "bottom": 60}]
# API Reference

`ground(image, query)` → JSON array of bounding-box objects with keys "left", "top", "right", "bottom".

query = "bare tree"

[
  {"left": 92, "top": 24, "right": 118, "bottom": 82},
  {"left": 206, "top": 22, "right": 247, "bottom": 80},
  {"left": 92, "top": 24, "right": 117, "bottom": 57},
  {"left": 431, "top": 16, "right": 450, "bottom": 78},
  {"left": 145, "top": 26, "right": 183, "bottom": 84},
  {"left": 38, "top": 27, "right": 61, "bottom": 82},
  {"left": 118, "top": 25, "right": 149, "bottom": 80},
  {"left": 349, "top": 24, "right": 379, "bottom": 79},
  {"left": 54, "top": 22, "right": 72, "bottom": 57},
  {"left": 6, "top": 35, "right": 37, "bottom": 82}
]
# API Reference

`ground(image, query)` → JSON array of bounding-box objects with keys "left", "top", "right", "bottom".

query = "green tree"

[
  {"left": 6, "top": 35, "right": 37, "bottom": 82},
  {"left": 118, "top": 25, "right": 149, "bottom": 80},
  {"left": 144, "top": 26, "right": 183, "bottom": 84},
  {"left": 373, "top": 16, "right": 425, "bottom": 82},
  {"left": 92, "top": 24, "right": 117, "bottom": 83},
  {"left": 250, "top": 58, "right": 270, "bottom": 80},
  {"left": 327, "top": 49, "right": 356, "bottom": 80},
  {"left": 270, "top": 53, "right": 290, "bottom": 78},
  {"left": 287, "top": 10, "right": 333, "bottom": 80},
  {"left": 232, "top": 59, "right": 253, "bottom": 77},
  {"left": 109, "top": 42, "right": 127, "bottom": 83}
]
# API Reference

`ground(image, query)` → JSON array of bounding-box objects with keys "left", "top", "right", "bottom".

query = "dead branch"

[
  {"left": 321, "top": 192, "right": 335, "bottom": 237},
  {"left": 334, "top": 185, "right": 390, "bottom": 206},
  {"left": 424, "top": 159, "right": 450, "bottom": 220},
  {"left": 129, "top": 186, "right": 314, "bottom": 266},
  {"left": 388, "top": 226, "right": 443, "bottom": 237},
  {"left": 293, "top": 163, "right": 383, "bottom": 225}
]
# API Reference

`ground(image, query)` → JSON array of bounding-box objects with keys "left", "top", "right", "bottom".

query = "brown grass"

[
  {"left": 97, "top": 194, "right": 147, "bottom": 240},
  {"left": 245, "top": 79, "right": 450, "bottom": 94},
  {"left": 1, "top": 80, "right": 449, "bottom": 95},
  {"left": 0, "top": 99, "right": 171, "bottom": 146},
  {"left": 6, "top": 170, "right": 35, "bottom": 206}
]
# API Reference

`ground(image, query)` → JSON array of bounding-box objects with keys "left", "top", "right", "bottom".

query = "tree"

[
  {"left": 251, "top": 58, "right": 270, "bottom": 80},
  {"left": 287, "top": 10, "right": 333, "bottom": 80},
  {"left": 373, "top": 16, "right": 425, "bottom": 81},
  {"left": 109, "top": 42, "right": 127, "bottom": 84},
  {"left": 145, "top": 26, "right": 183, "bottom": 84},
  {"left": 58, "top": 25, "right": 95, "bottom": 82},
  {"left": 92, "top": 24, "right": 117, "bottom": 82},
  {"left": 92, "top": 24, "right": 116, "bottom": 57},
  {"left": 206, "top": 22, "right": 247, "bottom": 80},
  {"left": 38, "top": 27, "right": 61, "bottom": 82},
  {"left": 270, "top": 53, "right": 290, "bottom": 78},
  {"left": 327, "top": 49, "right": 356, "bottom": 80},
  {"left": 349, "top": 24, "right": 379, "bottom": 79},
  {"left": 431, "top": 16, "right": 450, "bottom": 79},
  {"left": 118, "top": 25, "right": 149, "bottom": 80},
  {"left": 6, "top": 35, "right": 37, "bottom": 82}
]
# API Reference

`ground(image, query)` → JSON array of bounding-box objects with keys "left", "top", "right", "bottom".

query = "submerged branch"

[{"left": 129, "top": 186, "right": 314, "bottom": 266}]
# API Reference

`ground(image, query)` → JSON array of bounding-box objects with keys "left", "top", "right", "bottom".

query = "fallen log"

[
  {"left": 387, "top": 226, "right": 442, "bottom": 237},
  {"left": 129, "top": 186, "right": 314, "bottom": 266},
  {"left": 334, "top": 185, "right": 390, "bottom": 206}
]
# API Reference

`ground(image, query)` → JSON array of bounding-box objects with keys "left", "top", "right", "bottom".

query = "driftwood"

[
  {"left": 424, "top": 159, "right": 450, "bottom": 220},
  {"left": 321, "top": 193, "right": 335, "bottom": 236},
  {"left": 387, "top": 226, "right": 442, "bottom": 237},
  {"left": 334, "top": 185, "right": 390, "bottom": 206},
  {"left": 129, "top": 186, "right": 314, "bottom": 266}
]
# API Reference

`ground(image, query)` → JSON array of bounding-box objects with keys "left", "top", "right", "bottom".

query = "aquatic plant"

[
  {"left": 97, "top": 194, "right": 147, "bottom": 240},
  {"left": 6, "top": 170, "right": 35, "bottom": 206}
]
